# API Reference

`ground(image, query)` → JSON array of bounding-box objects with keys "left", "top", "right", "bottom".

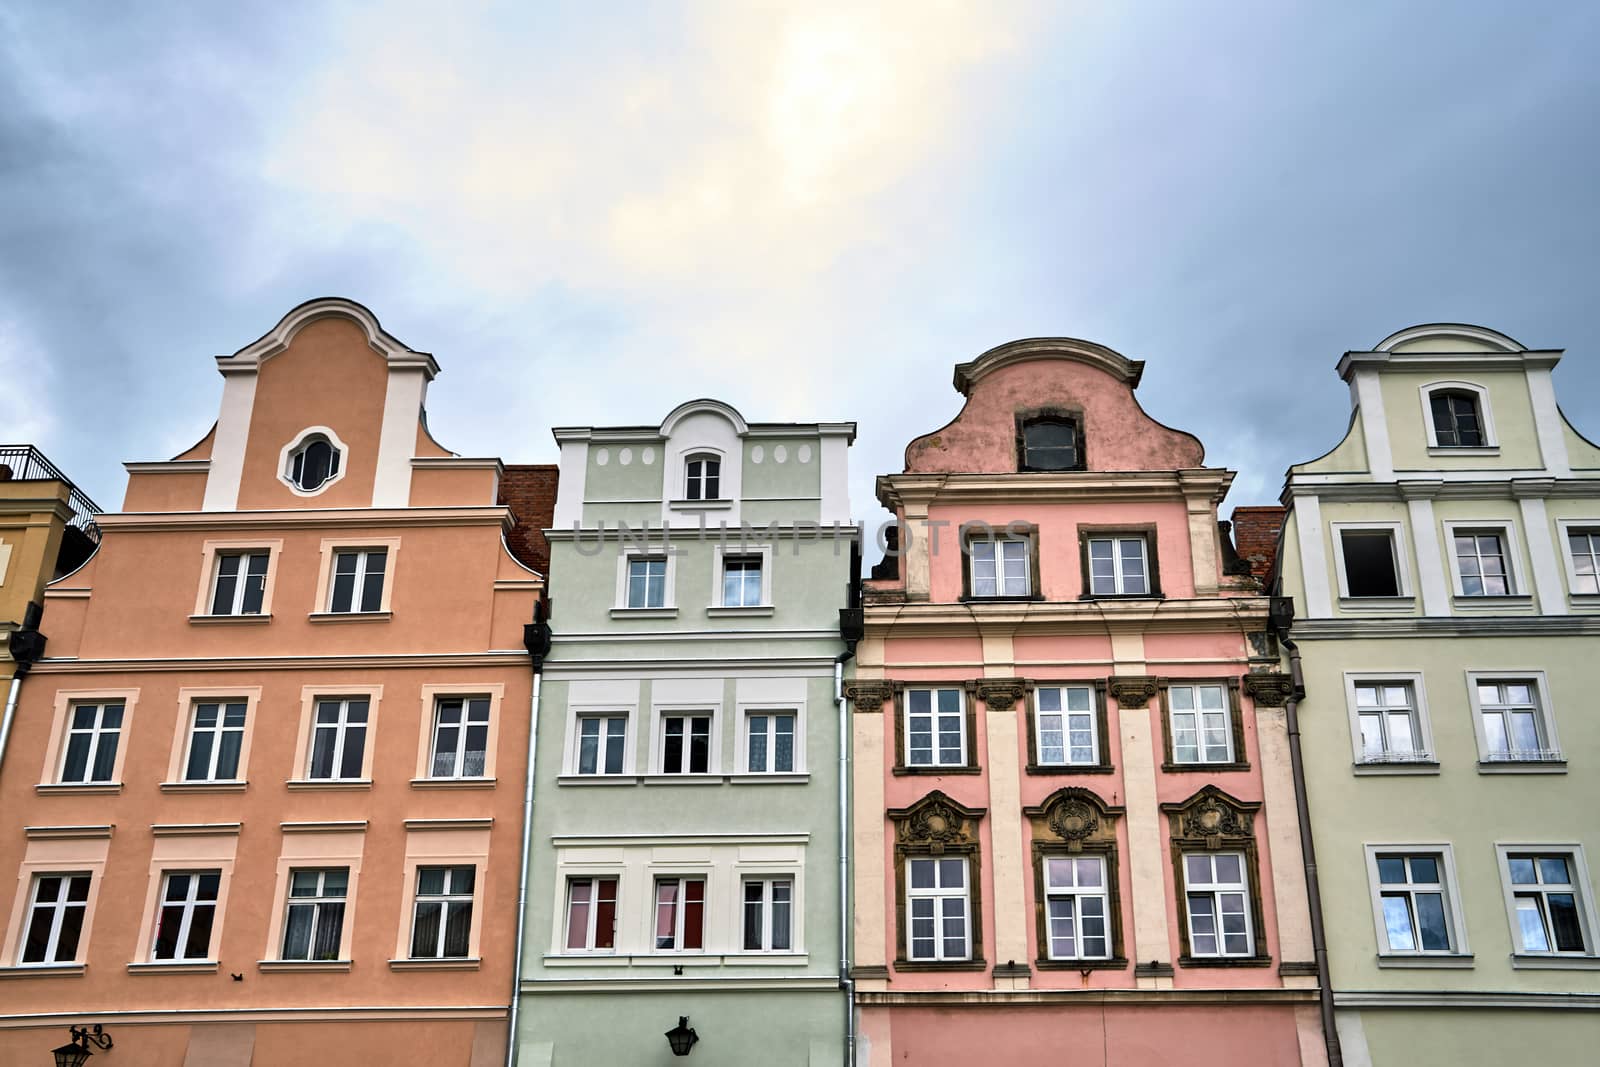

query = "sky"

[{"left": 3, "top": 1, "right": 1599, "bottom": 559}]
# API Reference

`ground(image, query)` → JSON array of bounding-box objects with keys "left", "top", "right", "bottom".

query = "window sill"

[
  {"left": 727, "top": 772, "right": 809, "bottom": 785},
  {"left": 258, "top": 959, "right": 352, "bottom": 973},
  {"left": 1337, "top": 596, "right": 1416, "bottom": 613},
  {"left": 1376, "top": 954, "right": 1473, "bottom": 969},
  {"left": 1161, "top": 761, "right": 1250, "bottom": 774},
  {"left": 286, "top": 778, "right": 373, "bottom": 791},
  {"left": 389, "top": 957, "right": 480, "bottom": 971},
  {"left": 35, "top": 782, "right": 121, "bottom": 796},
  {"left": 1026, "top": 763, "right": 1115, "bottom": 776},
  {"left": 189, "top": 613, "right": 272, "bottom": 625},
  {"left": 128, "top": 961, "right": 219, "bottom": 975},
  {"left": 893, "top": 765, "right": 982, "bottom": 776},
  {"left": 557, "top": 774, "right": 643, "bottom": 786},
  {"left": 641, "top": 773, "right": 725, "bottom": 785},
  {"left": 1477, "top": 758, "right": 1566, "bottom": 775},
  {"left": 668, "top": 498, "right": 733, "bottom": 511},
  {"left": 1509, "top": 954, "right": 1600, "bottom": 970},
  {"left": 1077, "top": 594, "right": 1164, "bottom": 603},
  {"left": 1178, "top": 954, "right": 1272, "bottom": 969},
  {"left": 894, "top": 958, "right": 988, "bottom": 973},
  {"left": 1035, "top": 956, "right": 1128, "bottom": 972},
  {"left": 609, "top": 607, "right": 678, "bottom": 619},
  {"left": 958, "top": 594, "right": 1043, "bottom": 604},
  {"left": 1428, "top": 446, "right": 1500, "bottom": 457},
  {"left": 410, "top": 777, "right": 497, "bottom": 789},
  {"left": 161, "top": 780, "right": 248, "bottom": 793},
  {"left": 1352, "top": 759, "right": 1440, "bottom": 776},
  {"left": 706, "top": 605, "right": 774, "bottom": 617},
  {"left": 1451, "top": 594, "right": 1533, "bottom": 610},
  {"left": 0, "top": 963, "right": 85, "bottom": 979},
  {"left": 308, "top": 611, "right": 393, "bottom": 623}
]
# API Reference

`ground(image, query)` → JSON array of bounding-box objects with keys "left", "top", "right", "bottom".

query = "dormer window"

[
  {"left": 1018, "top": 415, "right": 1083, "bottom": 472},
  {"left": 281, "top": 429, "right": 348, "bottom": 495},
  {"left": 1429, "top": 390, "right": 1485, "bottom": 447},
  {"left": 685, "top": 455, "right": 721, "bottom": 501}
]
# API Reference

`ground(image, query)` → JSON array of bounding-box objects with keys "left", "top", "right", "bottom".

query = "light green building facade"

[
  {"left": 1276, "top": 325, "right": 1600, "bottom": 1064},
  {"left": 515, "top": 400, "right": 857, "bottom": 1066}
]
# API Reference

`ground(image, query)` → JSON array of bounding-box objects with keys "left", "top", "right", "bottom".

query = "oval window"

[{"left": 289, "top": 436, "right": 341, "bottom": 492}]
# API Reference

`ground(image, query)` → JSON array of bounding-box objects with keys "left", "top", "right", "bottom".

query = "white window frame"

[
  {"left": 1167, "top": 683, "right": 1233, "bottom": 765},
  {"left": 710, "top": 543, "right": 773, "bottom": 610},
  {"left": 1361, "top": 844, "right": 1471, "bottom": 962},
  {"left": 968, "top": 536, "right": 1031, "bottom": 598},
  {"left": 1330, "top": 521, "right": 1413, "bottom": 602},
  {"left": 740, "top": 876, "right": 795, "bottom": 953},
  {"left": 614, "top": 547, "right": 677, "bottom": 612},
  {"left": 571, "top": 711, "right": 631, "bottom": 777},
  {"left": 1181, "top": 851, "right": 1255, "bottom": 959},
  {"left": 306, "top": 697, "right": 371, "bottom": 782},
  {"left": 684, "top": 453, "right": 723, "bottom": 502},
  {"left": 1441, "top": 520, "right": 1524, "bottom": 599},
  {"left": 207, "top": 550, "right": 271, "bottom": 616},
  {"left": 651, "top": 875, "right": 708, "bottom": 953},
  {"left": 1085, "top": 535, "right": 1150, "bottom": 597},
  {"left": 427, "top": 695, "right": 492, "bottom": 779},
  {"left": 327, "top": 547, "right": 389, "bottom": 614},
  {"left": 1464, "top": 671, "right": 1563, "bottom": 770},
  {"left": 57, "top": 701, "right": 125, "bottom": 785},
  {"left": 1493, "top": 844, "right": 1600, "bottom": 965},
  {"left": 562, "top": 875, "right": 620, "bottom": 954},
  {"left": 905, "top": 856, "right": 971, "bottom": 962},
  {"left": 19, "top": 872, "right": 91, "bottom": 965},
  {"left": 1419, "top": 380, "right": 1497, "bottom": 451},
  {"left": 152, "top": 869, "right": 221, "bottom": 962},
  {"left": 1343, "top": 672, "right": 1437, "bottom": 773},
  {"left": 280, "top": 867, "right": 349, "bottom": 962},
  {"left": 182, "top": 699, "right": 248, "bottom": 783},
  {"left": 1041, "top": 854, "right": 1111, "bottom": 961},
  {"left": 739, "top": 707, "right": 801, "bottom": 775},
  {"left": 903, "top": 686, "right": 966, "bottom": 768},
  {"left": 1034, "top": 685, "right": 1097, "bottom": 767},
  {"left": 278, "top": 425, "right": 350, "bottom": 496},
  {"left": 409, "top": 864, "right": 476, "bottom": 960},
  {"left": 654, "top": 708, "right": 717, "bottom": 775},
  {"left": 1555, "top": 519, "right": 1600, "bottom": 599}
]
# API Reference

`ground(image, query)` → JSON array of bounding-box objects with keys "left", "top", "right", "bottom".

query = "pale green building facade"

[
  {"left": 515, "top": 400, "right": 857, "bottom": 1066},
  {"left": 1276, "top": 324, "right": 1600, "bottom": 1064}
]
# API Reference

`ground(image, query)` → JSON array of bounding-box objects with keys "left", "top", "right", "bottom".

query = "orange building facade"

[{"left": 0, "top": 300, "right": 551, "bottom": 1066}]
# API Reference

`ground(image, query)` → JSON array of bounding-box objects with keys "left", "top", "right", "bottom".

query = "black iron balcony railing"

[{"left": 0, "top": 444, "right": 102, "bottom": 543}]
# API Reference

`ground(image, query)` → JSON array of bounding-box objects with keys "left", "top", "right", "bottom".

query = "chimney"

[{"left": 1228, "top": 506, "right": 1287, "bottom": 584}]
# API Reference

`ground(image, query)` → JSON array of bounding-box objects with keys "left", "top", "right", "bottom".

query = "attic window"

[
  {"left": 1018, "top": 416, "right": 1083, "bottom": 472},
  {"left": 283, "top": 431, "right": 345, "bottom": 494},
  {"left": 1428, "top": 390, "right": 1486, "bottom": 448},
  {"left": 685, "top": 455, "right": 721, "bottom": 501}
]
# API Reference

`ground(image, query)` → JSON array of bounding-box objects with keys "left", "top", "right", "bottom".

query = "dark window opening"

[
  {"left": 291, "top": 437, "right": 340, "bottom": 491},
  {"left": 1019, "top": 416, "right": 1083, "bottom": 472},
  {"left": 686, "top": 456, "right": 721, "bottom": 500},
  {"left": 1341, "top": 531, "right": 1400, "bottom": 597},
  {"left": 1430, "top": 391, "right": 1485, "bottom": 448}
]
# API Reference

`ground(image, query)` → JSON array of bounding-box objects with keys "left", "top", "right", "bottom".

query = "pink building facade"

[{"left": 847, "top": 340, "right": 1326, "bottom": 1065}]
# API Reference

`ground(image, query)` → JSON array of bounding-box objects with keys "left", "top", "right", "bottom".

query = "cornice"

[
  {"left": 953, "top": 337, "right": 1144, "bottom": 394},
  {"left": 877, "top": 469, "right": 1235, "bottom": 510},
  {"left": 1283, "top": 476, "right": 1600, "bottom": 505},
  {"left": 30, "top": 651, "right": 531, "bottom": 674},
  {"left": 861, "top": 596, "right": 1272, "bottom": 638},
  {"left": 96, "top": 506, "right": 514, "bottom": 533},
  {"left": 855, "top": 989, "right": 1316, "bottom": 1006},
  {"left": 123, "top": 460, "right": 211, "bottom": 475},
  {"left": 1289, "top": 616, "right": 1600, "bottom": 639},
  {"left": 220, "top": 297, "right": 439, "bottom": 378}
]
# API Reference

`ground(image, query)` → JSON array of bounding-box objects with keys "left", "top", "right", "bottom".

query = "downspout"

[
  {"left": 0, "top": 601, "right": 48, "bottom": 779},
  {"left": 835, "top": 651, "right": 855, "bottom": 1067},
  {"left": 1272, "top": 600, "right": 1342, "bottom": 1067},
  {"left": 507, "top": 610, "right": 552, "bottom": 1067}
]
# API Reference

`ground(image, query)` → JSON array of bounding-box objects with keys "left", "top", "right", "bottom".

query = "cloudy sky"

[{"left": 4, "top": 1, "right": 1598, "bottom": 553}]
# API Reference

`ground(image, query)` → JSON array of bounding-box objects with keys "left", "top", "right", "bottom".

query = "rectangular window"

[
  {"left": 742, "top": 877, "right": 794, "bottom": 952},
  {"left": 660, "top": 714, "right": 711, "bottom": 774},
  {"left": 1568, "top": 529, "right": 1600, "bottom": 595},
  {"left": 1506, "top": 853, "right": 1589, "bottom": 955},
  {"left": 1375, "top": 853, "right": 1454, "bottom": 953},
  {"left": 653, "top": 877, "right": 706, "bottom": 951},
  {"left": 685, "top": 457, "right": 720, "bottom": 501},
  {"left": 410, "top": 865, "right": 474, "bottom": 959},
  {"left": 627, "top": 558, "right": 667, "bottom": 609},
  {"left": 429, "top": 696, "right": 490, "bottom": 778},
  {"left": 184, "top": 700, "right": 247, "bottom": 782},
  {"left": 1476, "top": 680, "right": 1557, "bottom": 763},
  {"left": 209, "top": 551, "right": 269, "bottom": 615},
  {"left": 722, "top": 556, "right": 763, "bottom": 607},
  {"left": 1340, "top": 530, "right": 1401, "bottom": 598},
  {"left": 745, "top": 711, "right": 796, "bottom": 773},
  {"left": 1454, "top": 532, "right": 1511, "bottom": 596},
  {"left": 907, "top": 857, "right": 969, "bottom": 961},
  {"left": 20, "top": 873, "right": 90, "bottom": 964},
  {"left": 153, "top": 870, "right": 220, "bottom": 961},
  {"left": 905, "top": 687, "right": 965, "bottom": 767},
  {"left": 564, "top": 876, "right": 618, "bottom": 951},
  {"left": 282, "top": 868, "right": 348, "bottom": 961},
  {"left": 1430, "top": 391, "right": 1485, "bottom": 447},
  {"left": 1043, "top": 856, "right": 1109, "bottom": 960},
  {"left": 1353, "top": 682, "right": 1428, "bottom": 764},
  {"left": 1169, "top": 684, "right": 1231, "bottom": 764},
  {"left": 308, "top": 697, "right": 369, "bottom": 780},
  {"left": 1035, "top": 686, "right": 1096, "bottom": 766},
  {"left": 576, "top": 715, "right": 627, "bottom": 775},
  {"left": 1183, "top": 852, "right": 1253, "bottom": 958},
  {"left": 59, "top": 701, "right": 124, "bottom": 784},
  {"left": 969, "top": 538, "right": 1029, "bottom": 597},
  {"left": 1087, "top": 536, "right": 1149, "bottom": 596},
  {"left": 329, "top": 548, "right": 387, "bottom": 613}
]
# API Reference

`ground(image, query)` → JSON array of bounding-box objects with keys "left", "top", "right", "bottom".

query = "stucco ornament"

[
  {"left": 890, "top": 791, "right": 985, "bottom": 856},
  {"left": 974, "top": 678, "right": 1026, "bottom": 711},
  {"left": 1241, "top": 672, "right": 1295, "bottom": 708},
  {"left": 1108, "top": 675, "right": 1159, "bottom": 709},
  {"left": 1164, "top": 785, "right": 1258, "bottom": 851},
  {"left": 842, "top": 680, "right": 894, "bottom": 714},
  {"left": 1027, "top": 787, "right": 1123, "bottom": 853}
]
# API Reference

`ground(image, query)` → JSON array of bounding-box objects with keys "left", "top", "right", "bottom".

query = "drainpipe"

[
  {"left": 1271, "top": 600, "right": 1342, "bottom": 1067},
  {"left": 0, "top": 602, "right": 48, "bottom": 780},
  {"left": 507, "top": 610, "right": 552, "bottom": 1067},
  {"left": 835, "top": 651, "right": 856, "bottom": 1067}
]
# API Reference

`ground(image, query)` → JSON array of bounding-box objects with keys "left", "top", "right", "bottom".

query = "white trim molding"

[
  {"left": 1361, "top": 842, "right": 1471, "bottom": 962},
  {"left": 1342, "top": 671, "right": 1438, "bottom": 775},
  {"left": 1492, "top": 842, "right": 1600, "bottom": 966},
  {"left": 1418, "top": 379, "right": 1499, "bottom": 453}
]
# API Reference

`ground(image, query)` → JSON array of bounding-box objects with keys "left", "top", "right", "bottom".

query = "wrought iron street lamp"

[
  {"left": 50, "top": 1025, "right": 113, "bottom": 1067},
  {"left": 664, "top": 1016, "right": 699, "bottom": 1056}
]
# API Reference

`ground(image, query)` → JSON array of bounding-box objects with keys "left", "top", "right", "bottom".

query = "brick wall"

[
  {"left": 1229, "top": 505, "right": 1287, "bottom": 584},
  {"left": 497, "top": 464, "right": 560, "bottom": 575}
]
